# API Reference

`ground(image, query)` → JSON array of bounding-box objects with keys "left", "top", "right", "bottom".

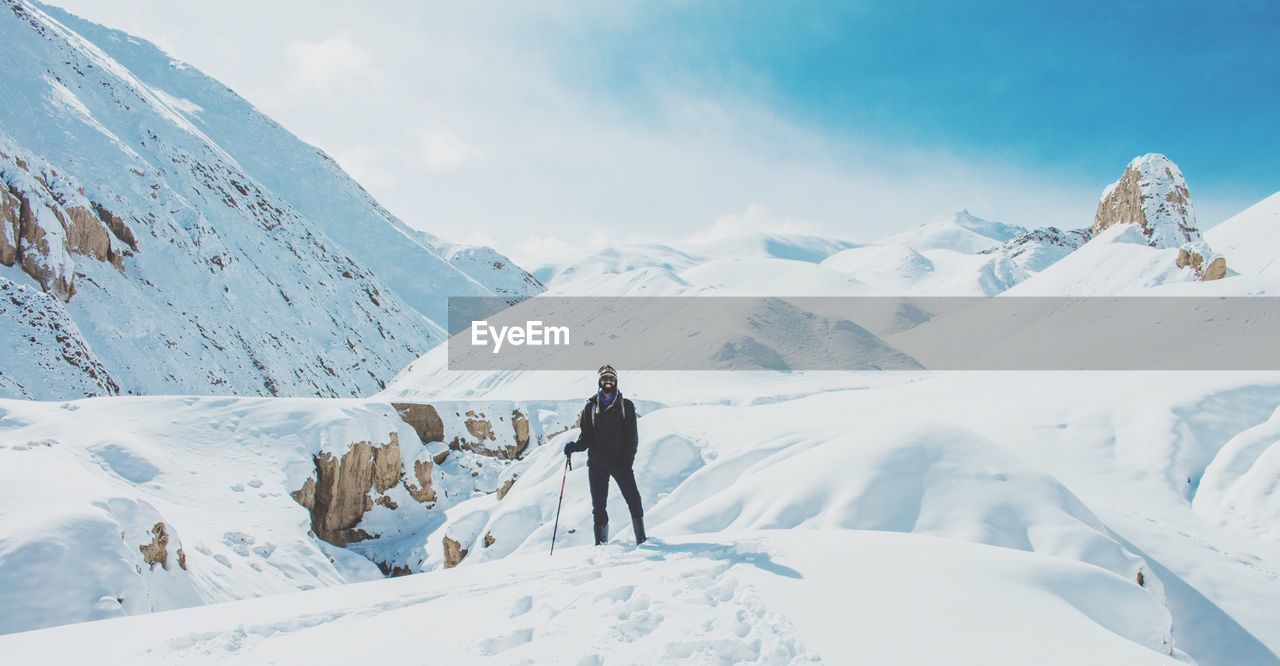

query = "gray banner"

[{"left": 447, "top": 297, "right": 1280, "bottom": 370}]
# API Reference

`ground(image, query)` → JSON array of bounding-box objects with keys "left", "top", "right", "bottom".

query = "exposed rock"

[
  {"left": 496, "top": 476, "right": 517, "bottom": 501},
  {"left": 405, "top": 459, "right": 437, "bottom": 504},
  {"left": 445, "top": 408, "right": 533, "bottom": 460},
  {"left": 62, "top": 205, "right": 115, "bottom": 268},
  {"left": 1176, "top": 244, "right": 1228, "bottom": 281},
  {"left": 483, "top": 532, "right": 495, "bottom": 548},
  {"left": 377, "top": 561, "right": 413, "bottom": 577},
  {"left": 16, "top": 192, "right": 75, "bottom": 301},
  {"left": 511, "top": 409, "right": 531, "bottom": 459},
  {"left": 139, "top": 522, "right": 170, "bottom": 570},
  {"left": 291, "top": 435, "right": 403, "bottom": 547},
  {"left": 464, "top": 410, "right": 496, "bottom": 441},
  {"left": 374, "top": 495, "right": 399, "bottom": 510},
  {"left": 981, "top": 226, "right": 1091, "bottom": 261},
  {"left": 1093, "top": 154, "right": 1201, "bottom": 249},
  {"left": 1202, "top": 256, "right": 1228, "bottom": 281},
  {"left": 432, "top": 449, "right": 450, "bottom": 465},
  {"left": 372, "top": 433, "right": 402, "bottom": 493},
  {"left": 0, "top": 187, "right": 18, "bottom": 266},
  {"left": 176, "top": 547, "right": 187, "bottom": 571},
  {"left": 443, "top": 535, "right": 468, "bottom": 568},
  {"left": 91, "top": 202, "right": 138, "bottom": 251},
  {"left": 391, "top": 402, "right": 444, "bottom": 442}
]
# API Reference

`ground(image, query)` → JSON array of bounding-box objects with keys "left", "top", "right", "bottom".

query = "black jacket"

[{"left": 567, "top": 393, "right": 638, "bottom": 469}]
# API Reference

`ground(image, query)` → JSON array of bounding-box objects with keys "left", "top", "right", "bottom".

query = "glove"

[{"left": 563, "top": 440, "right": 576, "bottom": 456}]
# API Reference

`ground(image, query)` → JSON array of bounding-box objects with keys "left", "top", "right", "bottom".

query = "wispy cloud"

[{"left": 43, "top": 0, "right": 1266, "bottom": 262}]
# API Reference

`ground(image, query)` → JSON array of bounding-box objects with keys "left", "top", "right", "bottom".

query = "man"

[{"left": 563, "top": 364, "right": 645, "bottom": 545}]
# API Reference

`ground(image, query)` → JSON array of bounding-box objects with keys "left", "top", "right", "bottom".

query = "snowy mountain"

[
  {"left": 876, "top": 209, "right": 1027, "bottom": 253},
  {"left": 1093, "top": 153, "right": 1201, "bottom": 249},
  {"left": 2, "top": 4, "right": 1278, "bottom": 659},
  {"left": 1004, "top": 153, "right": 1226, "bottom": 294},
  {"left": 0, "top": 1, "right": 540, "bottom": 400},
  {"left": 529, "top": 210, "right": 1077, "bottom": 298}
]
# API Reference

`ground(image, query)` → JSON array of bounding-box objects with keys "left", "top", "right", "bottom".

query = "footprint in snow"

[
  {"left": 509, "top": 595, "right": 533, "bottom": 618},
  {"left": 595, "top": 585, "right": 635, "bottom": 603},
  {"left": 479, "top": 628, "right": 533, "bottom": 655}
]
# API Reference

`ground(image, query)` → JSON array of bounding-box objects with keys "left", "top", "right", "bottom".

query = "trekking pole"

[{"left": 550, "top": 453, "right": 572, "bottom": 555}]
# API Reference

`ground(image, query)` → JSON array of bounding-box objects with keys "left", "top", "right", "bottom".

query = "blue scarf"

[{"left": 598, "top": 388, "right": 617, "bottom": 409}]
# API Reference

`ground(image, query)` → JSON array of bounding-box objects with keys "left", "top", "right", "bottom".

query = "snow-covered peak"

[
  {"left": 0, "top": 1, "right": 542, "bottom": 399},
  {"left": 682, "top": 229, "right": 860, "bottom": 263},
  {"left": 876, "top": 210, "right": 1027, "bottom": 253},
  {"left": 1093, "top": 153, "right": 1201, "bottom": 248}
]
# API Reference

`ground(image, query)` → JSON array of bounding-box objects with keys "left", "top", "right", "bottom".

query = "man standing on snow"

[{"left": 563, "top": 364, "right": 645, "bottom": 546}]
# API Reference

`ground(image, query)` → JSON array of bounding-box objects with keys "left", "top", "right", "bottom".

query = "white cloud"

[
  {"left": 50, "top": 0, "right": 1242, "bottom": 265},
  {"left": 683, "top": 204, "right": 826, "bottom": 244},
  {"left": 283, "top": 36, "right": 375, "bottom": 90},
  {"left": 416, "top": 127, "right": 477, "bottom": 171}
]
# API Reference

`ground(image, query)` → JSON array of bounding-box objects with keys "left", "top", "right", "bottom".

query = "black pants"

[{"left": 588, "top": 463, "right": 643, "bottom": 527}]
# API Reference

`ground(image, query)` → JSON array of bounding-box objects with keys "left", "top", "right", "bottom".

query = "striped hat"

[{"left": 597, "top": 364, "right": 617, "bottom": 382}]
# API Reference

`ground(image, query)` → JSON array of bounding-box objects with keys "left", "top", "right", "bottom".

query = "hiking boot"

[
  {"left": 633, "top": 516, "right": 646, "bottom": 545},
  {"left": 594, "top": 522, "right": 608, "bottom": 546}
]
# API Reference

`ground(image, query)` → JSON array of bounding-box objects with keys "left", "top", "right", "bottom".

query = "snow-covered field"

[
  {"left": 5, "top": 371, "right": 1280, "bottom": 664},
  {"left": 3, "top": 3, "right": 1280, "bottom": 665},
  {"left": 0, "top": 530, "right": 1190, "bottom": 665}
]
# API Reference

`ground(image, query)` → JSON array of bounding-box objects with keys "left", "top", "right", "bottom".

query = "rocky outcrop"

[
  {"left": 91, "top": 202, "right": 138, "bottom": 251},
  {"left": 1176, "top": 243, "right": 1228, "bottom": 281},
  {"left": 496, "top": 476, "right": 517, "bottom": 501},
  {"left": 292, "top": 434, "right": 403, "bottom": 547},
  {"left": 290, "top": 432, "right": 453, "bottom": 548},
  {"left": 446, "top": 407, "right": 535, "bottom": 460},
  {"left": 405, "top": 459, "right": 437, "bottom": 504},
  {"left": 1093, "top": 154, "right": 1200, "bottom": 249},
  {"left": 0, "top": 186, "right": 18, "bottom": 266},
  {"left": 62, "top": 206, "right": 114, "bottom": 268},
  {"left": 377, "top": 561, "right": 413, "bottom": 577},
  {"left": 139, "top": 522, "right": 170, "bottom": 570},
  {"left": 1094, "top": 153, "right": 1229, "bottom": 279},
  {"left": 0, "top": 150, "right": 137, "bottom": 302},
  {"left": 982, "top": 227, "right": 1091, "bottom": 261},
  {"left": 511, "top": 410, "right": 531, "bottom": 458},
  {"left": 443, "top": 535, "right": 468, "bottom": 568},
  {"left": 464, "top": 409, "right": 496, "bottom": 442},
  {"left": 392, "top": 403, "right": 444, "bottom": 443}
]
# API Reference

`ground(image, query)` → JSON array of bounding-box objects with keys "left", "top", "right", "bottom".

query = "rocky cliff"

[
  {"left": 0, "top": 1, "right": 542, "bottom": 399},
  {"left": 1092, "top": 153, "right": 1225, "bottom": 280}
]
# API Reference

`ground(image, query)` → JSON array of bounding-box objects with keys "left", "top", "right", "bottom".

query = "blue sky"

[
  {"left": 553, "top": 0, "right": 1279, "bottom": 197},
  {"left": 44, "top": 1, "right": 1280, "bottom": 257}
]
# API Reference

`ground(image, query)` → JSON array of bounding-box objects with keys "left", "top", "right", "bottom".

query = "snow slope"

[
  {"left": 0, "top": 531, "right": 1185, "bottom": 665},
  {"left": 0, "top": 393, "right": 573, "bottom": 634},
  {"left": 876, "top": 210, "right": 1027, "bottom": 253},
  {"left": 0, "top": 1, "right": 540, "bottom": 400},
  {"left": 1005, "top": 224, "right": 1200, "bottom": 295},
  {"left": 10, "top": 373, "right": 1280, "bottom": 663},
  {"left": 417, "top": 372, "right": 1280, "bottom": 666},
  {"left": 1206, "top": 191, "right": 1280, "bottom": 276}
]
